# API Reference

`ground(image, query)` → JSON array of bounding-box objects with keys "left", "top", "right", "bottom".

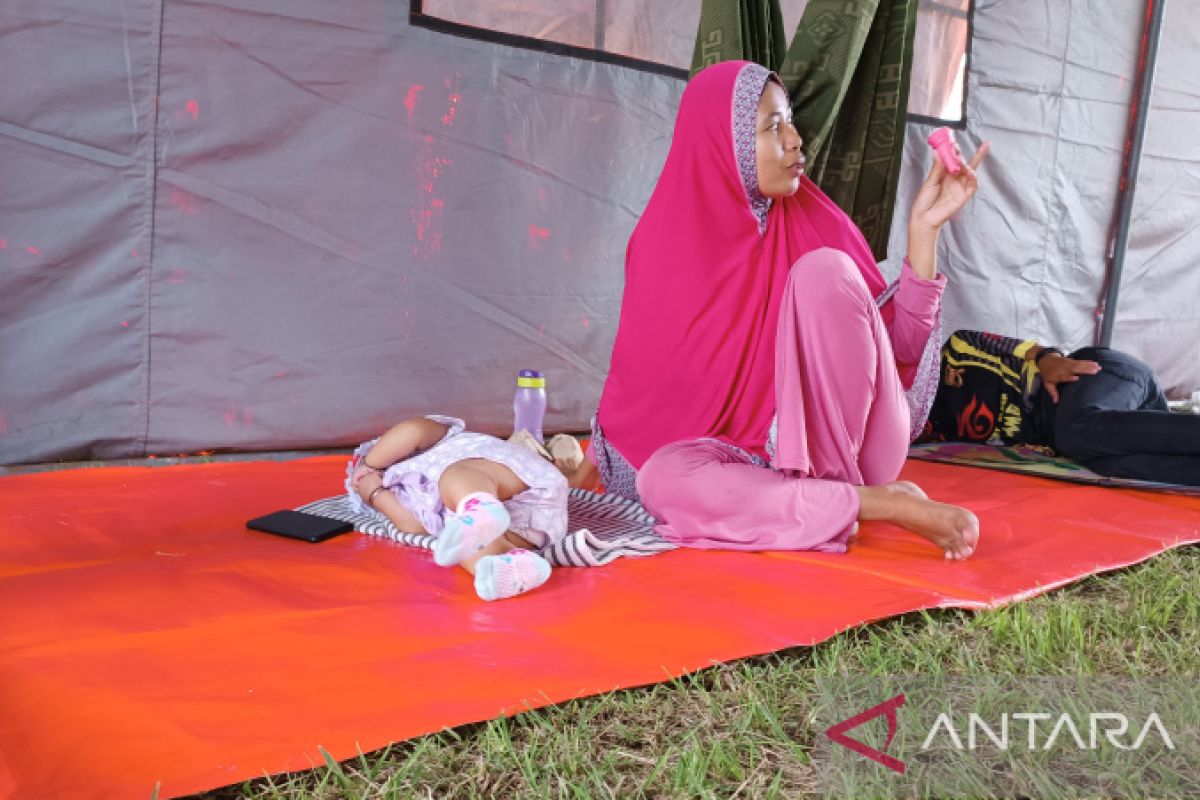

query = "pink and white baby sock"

[
  {"left": 474, "top": 549, "right": 553, "bottom": 601},
  {"left": 433, "top": 492, "right": 511, "bottom": 567}
]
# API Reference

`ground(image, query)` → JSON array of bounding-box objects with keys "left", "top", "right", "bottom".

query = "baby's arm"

[
  {"left": 351, "top": 417, "right": 450, "bottom": 532},
  {"left": 362, "top": 417, "right": 449, "bottom": 469}
]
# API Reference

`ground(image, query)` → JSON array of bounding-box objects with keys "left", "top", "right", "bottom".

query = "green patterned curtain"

[
  {"left": 690, "top": 1, "right": 787, "bottom": 74},
  {"left": 692, "top": 0, "right": 918, "bottom": 260}
]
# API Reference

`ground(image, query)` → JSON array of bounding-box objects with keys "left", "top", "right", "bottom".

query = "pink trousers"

[{"left": 636, "top": 248, "right": 912, "bottom": 553}]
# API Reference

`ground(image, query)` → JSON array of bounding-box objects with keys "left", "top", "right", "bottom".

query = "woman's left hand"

[{"left": 911, "top": 141, "right": 990, "bottom": 233}]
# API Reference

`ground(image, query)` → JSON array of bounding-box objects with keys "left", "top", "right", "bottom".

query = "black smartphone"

[{"left": 246, "top": 510, "right": 354, "bottom": 543}]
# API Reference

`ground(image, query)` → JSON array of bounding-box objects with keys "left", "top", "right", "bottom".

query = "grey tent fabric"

[
  {"left": 881, "top": 0, "right": 1200, "bottom": 400},
  {"left": 2, "top": 0, "right": 1199, "bottom": 466},
  {"left": 0, "top": 1, "right": 681, "bottom": 464}
]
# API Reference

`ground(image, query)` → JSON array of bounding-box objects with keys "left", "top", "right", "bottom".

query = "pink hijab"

[{"left": 597, "top": 60, "right": 889, "bottom": 470}]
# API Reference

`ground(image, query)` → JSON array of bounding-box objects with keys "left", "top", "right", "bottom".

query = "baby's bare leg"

[
  {"left": 433, "top": 459, "right": 534, "bottom": 570},
  {"left": 438, "top": 460, "right": 555, "bottom": 600},
  {"left": 437, "top": 458, "right": 529, "bottom": 508}
]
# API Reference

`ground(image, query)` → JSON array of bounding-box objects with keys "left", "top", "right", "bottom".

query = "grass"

[{"left": 192, "top": 544, "right": 1199, "bottom": 800}]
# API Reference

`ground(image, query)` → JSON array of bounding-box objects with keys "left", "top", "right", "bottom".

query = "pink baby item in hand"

[{"left": 927, "top": 127, "right": 964, "bottom": 174}]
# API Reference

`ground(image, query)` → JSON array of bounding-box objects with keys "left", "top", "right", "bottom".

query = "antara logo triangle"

[{"left": 824, "top": 692, "right": 907, "bottom": 774}]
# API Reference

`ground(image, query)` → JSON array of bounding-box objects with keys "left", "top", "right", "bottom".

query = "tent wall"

[
  {"left": 3, "top": 1, "right": 1197, "bottom": 466},
  {"left": 884, "top": 0, "right": 1200, "bottom": 398},
  {"left": 0, "top": 1, "right": 683, "bottom": 464}
]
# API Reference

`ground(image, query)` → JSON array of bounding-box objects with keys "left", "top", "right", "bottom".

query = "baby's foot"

[
  {"left": 474, "top": 549, "right": 552, "bottom": 601},
  {"left": 433, "top": 492, "right": 511, "bottom": 567}
]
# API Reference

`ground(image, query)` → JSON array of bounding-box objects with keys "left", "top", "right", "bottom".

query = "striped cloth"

[{"left": 297, "top": 489, "right": 675, "bottom": 567}]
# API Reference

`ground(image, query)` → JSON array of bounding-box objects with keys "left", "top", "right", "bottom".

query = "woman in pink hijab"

[{"left": 593, "top": 60, "right": 988, "bottom": 560}]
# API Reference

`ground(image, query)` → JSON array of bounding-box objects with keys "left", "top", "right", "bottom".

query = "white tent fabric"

[{"left": 1, "top": 1, "right": 1196, "bottom": 465}]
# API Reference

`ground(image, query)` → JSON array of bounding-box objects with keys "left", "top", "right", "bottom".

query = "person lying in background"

[{"left": 921, "top": 330, "right": 1200, "bottom": 486}]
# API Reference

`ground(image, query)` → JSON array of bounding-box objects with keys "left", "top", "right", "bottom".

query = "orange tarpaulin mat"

[{"left": 1, "top": 456, "right": 1198, "bottom": 800}]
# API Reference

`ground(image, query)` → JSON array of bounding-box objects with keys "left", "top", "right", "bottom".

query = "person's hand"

[
  {"left": 351, "top": 461, "right": 373, "bottom": 488},
  {"left": 1039, "top": 352, "right": 1102, "bottom": 403},
  {"left": 910, "top": 141, "right": 990, "bottom": 234}
]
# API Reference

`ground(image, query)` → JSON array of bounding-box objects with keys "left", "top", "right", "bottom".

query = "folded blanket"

[{"left": 298, "top": 488, "right": 674, "bottom": 567}]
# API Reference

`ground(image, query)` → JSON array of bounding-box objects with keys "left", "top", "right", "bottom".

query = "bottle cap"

[
  {"left": 927, "top": 127, "right": 952, "bottom": 148},
  {"left": 517, "top": 369, "right": 545, "bottom": 388}
]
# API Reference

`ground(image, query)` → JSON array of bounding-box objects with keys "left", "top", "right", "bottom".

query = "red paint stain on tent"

[
  {"left": 527, "top": 224, "right": 550, "bottom": 250},
  {"left": 0, "top": 239, "right": 8, "bottom": 251},
  {"left": 402, "top": 85, "right": 424, "bottom": 120},
  {"left": 171, "top": 188, "right": 199, "bottom": 215},
  {"left": 26, "top": 245, "right": 40, "bottom": 256},
  {"left": 185, "top": 99, "right": 200, "bottom": 120},
  {"left": 528, "top": 225, "right": 550, "bottom": 240},
  {"left": 441, "top": 75, "right": 461, "bottom": 128},
  {"left": 410, "top": 76, "right": 461, "bottom": 260},
  {"left": 223, "top": 406, "right": 255, "bottom": 427}
]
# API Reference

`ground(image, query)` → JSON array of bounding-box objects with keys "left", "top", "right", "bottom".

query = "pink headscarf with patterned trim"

[{"left": 597, "top": 60, "right": 890, "bottom": 470}]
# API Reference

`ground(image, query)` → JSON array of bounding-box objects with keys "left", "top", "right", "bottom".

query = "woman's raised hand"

[{"left": 910, "top": 141, "right": 990, "bottom": 233}]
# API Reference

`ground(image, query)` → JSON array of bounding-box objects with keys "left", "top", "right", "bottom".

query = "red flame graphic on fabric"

[{"left": 956, "top": 396, "right": 994, "bottom": 439}]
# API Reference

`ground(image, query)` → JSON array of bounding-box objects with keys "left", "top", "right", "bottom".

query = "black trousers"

[{"left": 1033, "top": 347, "right": 1200, "bottom": 486}]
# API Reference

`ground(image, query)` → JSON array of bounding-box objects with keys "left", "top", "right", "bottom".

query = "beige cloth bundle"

[{"left": 508, "top": 430, "right": 584, "bottom": 476}]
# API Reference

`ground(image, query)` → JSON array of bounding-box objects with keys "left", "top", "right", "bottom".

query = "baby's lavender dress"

[{"left": 346, "top": 415, "right": 569, "bottom": 548}]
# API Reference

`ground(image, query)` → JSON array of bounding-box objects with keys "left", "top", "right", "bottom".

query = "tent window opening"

[
  {"left": 411, "top": 0, "right": 699, "bottom": 78},
  {"left": 907, "top": 0, "right": 973, "bottom": 126},
  {"left": 413, "top": 1, "right": 812, "bottom": 79}
]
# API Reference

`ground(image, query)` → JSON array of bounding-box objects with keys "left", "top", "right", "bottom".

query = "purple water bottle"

[{"left": 513, "top": 369, "right": 547, "bottom": 442}]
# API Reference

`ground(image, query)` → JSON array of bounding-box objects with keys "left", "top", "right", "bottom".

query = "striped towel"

[{"left": 298, "top": 489, "right": 676, "bottom": 567}]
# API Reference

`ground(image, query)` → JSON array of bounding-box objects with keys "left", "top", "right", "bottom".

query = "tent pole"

[
  {"left": 1096, "top": 0, "right": 1167, "bottom": 347},
  {"left": 594, "top": 0, "right": 606, "bottom": 50}
]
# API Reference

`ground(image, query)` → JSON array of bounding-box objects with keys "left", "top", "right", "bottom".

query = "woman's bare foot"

[
  {"left": 886, "top": 480, "right": 927, "bottom": 500},
  {"left": 856, "top": 484, "right": 979, "bottom": 560}
]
